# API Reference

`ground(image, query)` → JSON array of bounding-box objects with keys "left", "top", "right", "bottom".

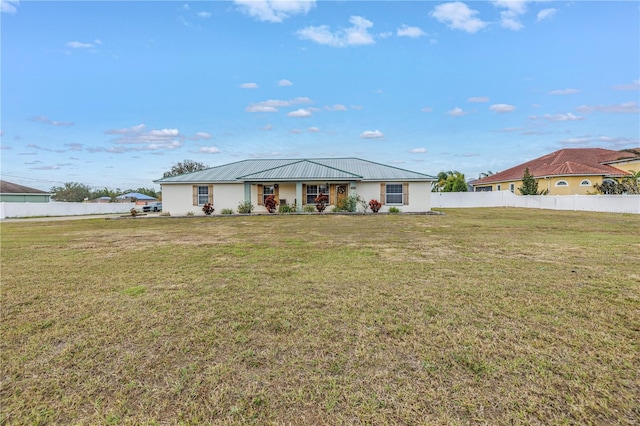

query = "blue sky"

[{"left": 1, "top": 0, "right": 639, "bottom": 191}]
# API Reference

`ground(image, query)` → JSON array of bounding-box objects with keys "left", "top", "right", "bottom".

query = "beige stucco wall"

[{"left": 480, "top": 175, "right": 606, "bottom": 196}]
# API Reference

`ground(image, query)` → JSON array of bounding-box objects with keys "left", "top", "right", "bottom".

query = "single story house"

[
  {"left": 115, "top": 192, "right": 157, "bottom": 205},
  {"left": 0, "top": 180, "right": 52, "bottom": 202},
  {"left": 472, "top": 148, "right": 640, "bottom": 195},
  {"left": 154, "top": 158, "right": 436, "bottom": 215}
]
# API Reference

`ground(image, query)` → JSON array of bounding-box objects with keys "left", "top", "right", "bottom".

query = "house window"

[
  {"left": 509, "top": 183, "right": 515, "bottom": 193},
  {"left": 580, "top": 179, "right": 591, "bottom": 186},
  {"left": 263, "top": 185, "right": 274, "bottom": 205},
  {"left": 497, "top": 184, "right": 502, "bottom": 191},
  {"left": 555, "top": 180, "right": 568, "bottom": 187},
  {"left": 386, "top": 184, "right": 403, "bottom": 205},
  {"left": 197, "top": 186, "right": 209, "bottom": 205},
  {"left": 306, "top": 184, "right": 329, "bottom": 204}
]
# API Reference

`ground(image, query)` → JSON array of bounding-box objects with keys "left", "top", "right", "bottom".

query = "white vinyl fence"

[
  {"left": 0, "top": 202, "right": 137, "bottom": 219},
  {"left": 432, "top": 191, "right": 640, "bottom": 214}
]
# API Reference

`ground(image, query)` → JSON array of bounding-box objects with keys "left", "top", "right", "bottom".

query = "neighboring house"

[
  {"left": 0, "top": 180, "right": 52, "bottom": 202},
  {"left": 472, "top": 148, "right": 640, "bottom": 195},
  {"left": 90, "top": 196, "right": 112, "bottom": 203},
  {"left": 154, "top": 158, "right": 436, "bottom": 215},
  {"left": 115, "top": 192, "right": 157, "bottom": 205}
]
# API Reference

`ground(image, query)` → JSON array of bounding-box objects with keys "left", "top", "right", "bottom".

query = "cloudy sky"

[{"left": 1, "top": 0, "right": 638, "bottom": 191}]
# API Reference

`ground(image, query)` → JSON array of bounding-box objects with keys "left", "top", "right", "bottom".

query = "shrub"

[
  {"left": 264, "top": 195, "right": 277, "bottom": 213},
  {"left": 130, "top": 208, "right": 138, "bottom": 217},
  {"left": 221, "top": 208, "right": 234, "bottom": 215},
  {"left": 369, "top": 199, "right": 382, "bottom": 213},
  {"left": 388, "top": 206, "right": 401, "bottom": 214},
  {"left": 315, "top": 193, "right": 328, "bottom": 213},
  {"left": 303, "top": 204, "right": 315, "bottom": 213},
  {"left": 202, "top": 203, "right": 214, "bottom": 215},
  {"left": 186, "top": 211, "right": 195, "bottom": 216},
  {"left": 278, "top": 204, "right": 295, "bottom": 213},
  {"left": 336, "top": 194, "right": 358, "bottom": 212},
  {"left": 237, "top": 201, "right": 254, "bottom": 214}
]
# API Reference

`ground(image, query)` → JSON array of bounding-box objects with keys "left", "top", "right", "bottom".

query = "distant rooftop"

[{"left": 0, "top": 180, "right": 50, "bottom": 194}]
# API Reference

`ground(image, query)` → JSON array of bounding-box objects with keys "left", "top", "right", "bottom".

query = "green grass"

[{"left": 1, "top": 208, "right": 639, "bottom": 425}]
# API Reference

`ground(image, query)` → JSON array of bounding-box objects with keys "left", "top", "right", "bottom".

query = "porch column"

[
  {"left": 295, "top": 181, "right": 303, "bottom": 212},
  {"left": 244, "top": 182, "right": 251, "bottom": 202}
]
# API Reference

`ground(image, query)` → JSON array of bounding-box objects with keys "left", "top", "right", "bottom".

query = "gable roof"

[
  {"left": 473, "top": 148, "right": 639, "bottom": 185},
  {"left": 155, "top": 158, "right": 435, "bottom": 183},
  {"left": 0, "top": 180, "right": 51, "bottom": 195}
]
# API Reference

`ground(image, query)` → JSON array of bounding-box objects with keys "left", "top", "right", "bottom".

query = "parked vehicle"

[{"left": 142, "top": 202, "right": 162, "bottom": 212}]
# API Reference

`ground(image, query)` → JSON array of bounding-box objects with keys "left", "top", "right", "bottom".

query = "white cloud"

[
  {"left": 548, "top": 88, "right": 580, "bottom": 95},
  {"left": 1, "top": 0, "right": 19, "bottom": 14},
  {"left": 468, "top": 96, "right": 489, "bottom": 103},
  {"left": 537, "top": 8, "right": 557, "bottom": 22},
  {"left": 490, "top": 103, "right": 516, "bottom": 113},
  {"left": 409, "top": 147, "right": 427, "bottom": 153},
  {"left": 530, "top": 113, "right": 584, "bottom": 122},
  {"left": 576, "top": 102, "right": 638, "bottom": 114},
  {"left": 447, "top": 107, "right": 467, "bottom": 117},
  {"left": 246, "top": 97, "right": 312, "bottom": 113},
  {"left": 360, "top": 130, "right": 384, "bottom": 139},
  {"left": 325, "top": 104, "right": 347, "bottom": 111},
  {"left": 613, "top": 80, "right": 640, "bottom": 91},
  {"left": 287, "top": 108, "right": 312, "bottom": 118},
  {"left": 240, "top": 82, "right": 259, "bottom": 89},
  {"left": 190, "top": 132, "right": 212, "bottom": 140},
  {"left": 104, "top": 124, "right": 185, "bottom": 151},
  {"left": 30, "top": 116, "right": 74, "bottom": 126},
  {"left": 297, "top": 15, "right": 375, "bottom": 47},
  {"left": 431, "top": 2, "right": 487, "bottom": 33},
  {"left": 234, "top": 0, "right": 315, "bottom": 23},
  {"left": 493, "top": 0, "right": 527, "bottom": 31},
  {"left": 308, "top": 127, "right": 320, "bottom": 132},
  {"left": 66, "top": 41, "right": 96, "bottom": 49},
  {"left": 262, "top": 124, "right": 273, "bottom": 130},
  {"left": 199, "top": 146, "right": 220, "bottom": 153},
  {"left": 278, "top": 79, "right": 293, "bottom": 86},
  {"left": 397, "top": 25, "right": 426, "bottom": 38},
  {"left": 421, "top": 107, "right": 433, "bottom": 113},
  {"left": 197, "top": 11, "right": 212, "bottom": 18}
]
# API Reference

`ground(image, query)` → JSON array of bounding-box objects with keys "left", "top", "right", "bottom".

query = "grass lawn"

[{"left": 1, "top": 208, "right": 639, "bottom": 425}]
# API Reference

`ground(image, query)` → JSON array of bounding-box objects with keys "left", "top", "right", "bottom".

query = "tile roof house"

[
  {"left": 0, "top": 180, "right": 52, "bottom": 203},
  {"left": 472, "top": 148, "right": 640, "bottom": 195},
  {"left": 154, "top": 158, "right": 436, "bottom": 215}
]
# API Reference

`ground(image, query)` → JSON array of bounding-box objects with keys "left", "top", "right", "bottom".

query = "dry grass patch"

[{"left": 1, "top": 208, "right": 639, "bottom": 425}]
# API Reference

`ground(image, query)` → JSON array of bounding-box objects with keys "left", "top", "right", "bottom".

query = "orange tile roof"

[{"left": 473, "top": 148, "right": 639, "bottom": 185}]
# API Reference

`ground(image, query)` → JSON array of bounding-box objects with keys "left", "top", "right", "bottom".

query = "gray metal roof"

[{"left": 154, "top": 158, "right": 436, "bottom": 184}]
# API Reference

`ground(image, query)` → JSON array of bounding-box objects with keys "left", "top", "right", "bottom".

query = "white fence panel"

[
  {"left": 432, "top": 192, "right": 639, "bottom": 214},
  {"left": 0, "top": 202, "right": 137, "bottom": 219}
]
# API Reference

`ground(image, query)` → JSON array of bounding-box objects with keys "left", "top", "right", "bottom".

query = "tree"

[
  {"left": 163, "top": 160, "right": 208, "bottom": 178},
  {"left": 593, "top": 171, "right": 640, "bottom": 195},
  {"left": 518, "top": 168, "right": 540, "bottom": 195},
  {"left": 50, "top": 182, "right": 93, "bottom": 202},
  {"left": 433, "top": 171, "right": 468, "bottom": 192}
]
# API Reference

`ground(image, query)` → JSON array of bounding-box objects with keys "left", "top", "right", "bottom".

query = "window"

[
  {"left": 509, "top": 183, "right": 515, "bottom": 193},
  {"left": 386, "top": 184, "right": 403, "bottom": 204},
  {"left": 580, "top": 179, "right": 591, "bottom": 186},
  {"left": 197, "top": 186, "right": 209, "bottom": 205},
  {"left": 306, "top": 184, "right": 329, "bottom": 204},
  {"left": 497, "top": 184, "right": 502, "bottom": 191},
  {"left": 263, "top": 185, "right": 274, "bottom": 205},
  {"left": 555, "top": 180, "right": 568, "bottom": 187}
]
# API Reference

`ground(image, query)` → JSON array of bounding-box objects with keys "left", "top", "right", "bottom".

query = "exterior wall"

[
  {"left": 0, "top": 194, "right": 50, "bottom": 202},
  {"left": 354, "top": 181, "right": 431, "bottom": 212},
  {"left": 161, "top": 183, "right": 245, "bottom": 215},
  {"left": 477, "top": 175, "right": 605, "bottom": 196},
  {"left": 608, "top": 158, "right": 640, "bottom": 174}
]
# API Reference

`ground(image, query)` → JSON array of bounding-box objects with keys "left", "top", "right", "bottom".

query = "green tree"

[
  {"left": 163, "top": 160, "right": 208, "bottom": 178},
  {"left": 50, "top": 182, "right": 93, "bottom": 202},
  {"left": 518, "top": 168, "right": 540, "bottom": 195},
  {"left": 593, "top": 171, "right": 640, "bottom": 195},
  {"left": 433, "top": 171, "right": 468, "bottom": 192}
]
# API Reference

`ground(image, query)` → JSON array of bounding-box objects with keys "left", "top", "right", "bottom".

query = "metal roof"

[{"left": 155, "top": 158, "right": 435, "bottom": 184}]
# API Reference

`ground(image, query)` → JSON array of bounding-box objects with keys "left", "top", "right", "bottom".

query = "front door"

[{"left": 336, "top": 184, "right": 348, "bottom": 207}]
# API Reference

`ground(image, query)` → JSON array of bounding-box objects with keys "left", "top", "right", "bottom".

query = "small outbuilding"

[{"left": 0, "top": 180, "right": 52, "bottom": 203}]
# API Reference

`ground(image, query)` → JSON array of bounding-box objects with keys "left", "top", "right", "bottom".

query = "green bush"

[
  {"left": 388, "top": 207, "right": 401, "bottom": 214},
  {"left": 336, "top": 194, "right": 358, "bottom": 212},
  {"left": 303, "top": 205, "right": 315, "bottom": 213},
  {"left": 221, "top": 208, "right": 234, "bottom": 215},
  {"left": 237, "top": 201, "right": 254, "bottom": 214},
  {"left": 278, "top": 204, "right": 295, "bottom": 213}
]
